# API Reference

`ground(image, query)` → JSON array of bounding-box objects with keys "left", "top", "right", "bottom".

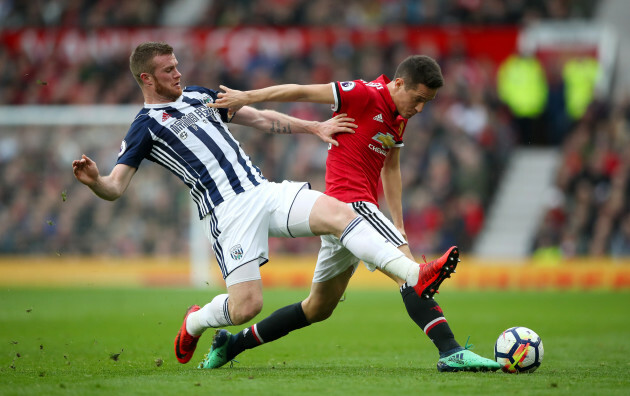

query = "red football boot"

[
  {"left": 174, "top": 305, "right": 201, "bottom": 364},
  {"left": 413, "top": 246, "right": 459, "bottom": 299}
]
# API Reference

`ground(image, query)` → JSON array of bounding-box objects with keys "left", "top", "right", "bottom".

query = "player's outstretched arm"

[
  {"left": 381, "top": 148, "right": 406, "bottom": 239},
  {"left": 209, "top": 84, "right": 335, "bottom": 110},
  {"left": 72, "top": 154, "right": 136, "bottom": 201},
  {"left": 231, "top": 107, "right": 356, "bottom": 147}
]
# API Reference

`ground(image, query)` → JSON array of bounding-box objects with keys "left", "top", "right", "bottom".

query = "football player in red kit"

[{"left": 199, "top": 55, "right": 500, "bottom": 372}]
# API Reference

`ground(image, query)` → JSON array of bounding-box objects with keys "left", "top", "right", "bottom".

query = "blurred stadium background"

[{"left": 1, "top": 0, "right": 629, "bottom": 290}]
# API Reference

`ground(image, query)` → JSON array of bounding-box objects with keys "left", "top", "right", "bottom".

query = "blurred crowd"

[
  {"left": 3, "top": 0, "right": 628, "bottom": 259},
  {"left": 0, "top": 125, "right": 191, "bottom": 256},
  {"left": 0, "top": 47, "right": 515, "bottom": 256},
  {"left": 0, "top": 0, "right": 597, "bottom": 28},
  {"left": 532, "top": 98, "right": 630, "bottom": 259}
]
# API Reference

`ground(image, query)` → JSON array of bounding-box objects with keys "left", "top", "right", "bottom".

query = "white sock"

[
  {"left": 383, "top": 256, "right": 420, "bottom": 287},
  {"left": 186, "top": 294, "right": 233, "bottom": 336},
  {"left": 340, "top": 217, "right": 419, "bottom": 285}
]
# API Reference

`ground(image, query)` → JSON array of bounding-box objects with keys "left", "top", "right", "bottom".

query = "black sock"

[
  {"left": 400, "top": 283, "right": 460, "bottom": 354},
  {"left": 228, "top": 302, "right": 310, "bottom": 360}
]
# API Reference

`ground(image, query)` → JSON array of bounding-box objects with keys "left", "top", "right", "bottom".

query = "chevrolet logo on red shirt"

[{"left": 372, "top": 132, "right": 396, "bottom": 148}]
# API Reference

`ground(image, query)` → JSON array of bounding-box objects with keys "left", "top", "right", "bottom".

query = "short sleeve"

[
  {"left": 331, "top": 80, "right": 370, "bottom": 114},
  {"left": 116, "top": 121, "right": 153, "bottom": 168}
]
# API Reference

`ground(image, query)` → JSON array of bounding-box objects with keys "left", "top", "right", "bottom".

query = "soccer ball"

[{"left": 494, "top": 326, "right": 544, "bottom": 373}]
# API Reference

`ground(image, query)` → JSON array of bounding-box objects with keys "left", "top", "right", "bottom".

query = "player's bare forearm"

[
  {"left": 210, "top": 84, "right": 335, "bottom": 110},
  {"left": 232, "top": 107, "right": 356, "bottom": 146},
  {"left": 85, "top": 176, "right": 126, "bottom": 201},
  {"left": 383, "top": 183, "right": 405, "bottom": 232},
  {"left": 263, "top": 110, "right": 309, "bottom": 135},
  {"left": 72, "top": 157, "right": 135, "bottom": 201},
  {"left": 232, "top": 107, "right": 306, "bottom": 134},
  {"left": 382, "top": 149, "right": 405, "bottom": 233},
  {"left": 247, "top": 84, "right": 334, "bottom": 104}
]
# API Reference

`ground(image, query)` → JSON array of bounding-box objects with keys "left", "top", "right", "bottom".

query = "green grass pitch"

[{"left": 1, "top": 287, "right": 629, "bottom": 395}]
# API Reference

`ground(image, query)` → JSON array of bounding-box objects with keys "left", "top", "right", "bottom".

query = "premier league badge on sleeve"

[
  {"left": 340, "top": 81, "right": 355, "bottom": 91},
  {"left": 118, "top": 140, "right": 127, "bottom": 158}
]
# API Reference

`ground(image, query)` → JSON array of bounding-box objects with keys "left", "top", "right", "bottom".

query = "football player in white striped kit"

[{"left": 71, "top": 42, "right": 453, "bottom": 366}]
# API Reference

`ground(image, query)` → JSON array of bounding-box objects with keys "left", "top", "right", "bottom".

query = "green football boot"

[
  {"left": 198, "top": 329, "right": 235, "bottom": 369},
  {"left": 437, "top": 340, "right": 501, "bottom": 372},
  {"left": 437, "top": 349, "right": 501, "bottom": 372}
]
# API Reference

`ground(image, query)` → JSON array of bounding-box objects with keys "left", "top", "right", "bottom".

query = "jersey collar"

[
  {"left": 375, "top": 75, "right": 398, "bottom": 119},
  {"left": 143, "top": 95, "right": 184, "bottom": 108}
]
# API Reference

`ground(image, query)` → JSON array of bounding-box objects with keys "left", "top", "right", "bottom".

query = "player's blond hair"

[{"left": 129, "top": 42, "right": 174, "bottom": 86}]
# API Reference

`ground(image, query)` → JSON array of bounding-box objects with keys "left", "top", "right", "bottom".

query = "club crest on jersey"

[
  {"left": 201, "top": 94, "right": 219, "bottom": 120},
  {"left": 118, "top": 140, "right": 127, "bottom": 158},
  {"left": 340, "top": 81, "right": 355, "bottom": 91},
  {"left": 230, "top": 244, "right": 244, "bottom": 260},
  {"left": 372, "top": 132, "right": 396, "bottom": 148},
  {"left": 179, "top": 131, "right": 188, "bottom": 140}
]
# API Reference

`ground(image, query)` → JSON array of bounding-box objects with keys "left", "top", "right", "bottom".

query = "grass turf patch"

[{"left": 1, "top": 287, "right": 629, "bottom": 395}]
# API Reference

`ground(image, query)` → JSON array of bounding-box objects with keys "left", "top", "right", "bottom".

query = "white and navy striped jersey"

[{"left": 116, "top": 86, "right": 266, "bottom": 219}]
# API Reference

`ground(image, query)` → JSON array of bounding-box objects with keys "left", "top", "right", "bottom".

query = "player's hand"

[
  {"left": 207, "top": 85, "right": 246, "bottom": 116},
  {"left": 316, "top": 114, "right": 357, "bottom": 147},
  {"left": 72, "top": 154, "right": 100, "bottom": 187}
]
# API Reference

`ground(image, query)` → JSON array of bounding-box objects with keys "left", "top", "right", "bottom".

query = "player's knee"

[
  {"left": 320, "top": 197, "right": 357, "bottom": 235},
  {"left": 229, "top": 296, "right": 263, "bottom": 325}
]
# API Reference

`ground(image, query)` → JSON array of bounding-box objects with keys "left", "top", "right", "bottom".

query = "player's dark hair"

[
  {"left": 394, "top": 55, "right": 444, "bottom": 90},
  {"left": 129, "top": 42, "right": 174, "bottom": 86}
]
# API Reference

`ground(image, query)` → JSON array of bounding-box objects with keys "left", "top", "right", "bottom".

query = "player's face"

[
  {"left": 148, "top": 54, "right": 182, "bottom": 102},
  {"left": 391, "top": 79, "right": 438, "bottom": 119}
]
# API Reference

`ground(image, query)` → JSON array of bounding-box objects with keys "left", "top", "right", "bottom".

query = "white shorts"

[
  {"left": 312, "top": 201, "right": 406, "bottom": 283},
  {"left": 201, "top": 180, "right": 322, "bottom": 286}
]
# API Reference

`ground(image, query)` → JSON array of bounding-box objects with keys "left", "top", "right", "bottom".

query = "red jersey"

[{"left": 325, "top": 75, "right": 407, "bottom": 206}]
